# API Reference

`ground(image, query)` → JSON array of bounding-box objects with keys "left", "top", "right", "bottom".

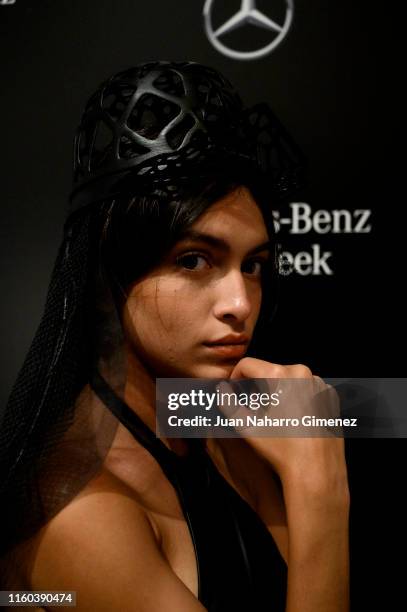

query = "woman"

[{"left": 0, "top": 61, "right": 350, "bottom": 610}]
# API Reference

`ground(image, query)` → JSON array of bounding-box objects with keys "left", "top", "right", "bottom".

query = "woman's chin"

[
  {"left": 188, "top": 362, "right": 238, "bottom": 379},
  {"left": 156, "top": 358, "right": 241, "bottom": 379}
]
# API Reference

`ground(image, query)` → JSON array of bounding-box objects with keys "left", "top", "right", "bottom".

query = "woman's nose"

[{"left": 212, "top": 270, "right": 252, "bottom": 323}]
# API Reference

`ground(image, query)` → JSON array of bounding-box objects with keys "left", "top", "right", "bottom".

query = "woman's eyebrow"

[{"left": 176, "top": 230, "right": 271, "bottom": 255}]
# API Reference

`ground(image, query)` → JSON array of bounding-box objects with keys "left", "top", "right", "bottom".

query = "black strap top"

[{"left": 90, "top": 371, "right": 287, "bottom": 611}]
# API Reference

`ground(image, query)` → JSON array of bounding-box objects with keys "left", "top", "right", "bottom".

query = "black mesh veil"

[
  {"left": 0, "top": 206, "right": 127, "bottom": 563},
  {"left": 0, "top": 61, "right": 306, "bottom": 579}
]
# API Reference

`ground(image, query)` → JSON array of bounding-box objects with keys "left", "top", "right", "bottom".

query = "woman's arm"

[
  {"left": 228, "top": 357, "right": 350, "bottom": 612},
  {"left": 283, "top": 468, "right": 350, "bottom": 611}
]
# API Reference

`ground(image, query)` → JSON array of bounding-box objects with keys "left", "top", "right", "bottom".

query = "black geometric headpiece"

[{"left": 69, "top": 61, "right": 306, "bottom": 213}]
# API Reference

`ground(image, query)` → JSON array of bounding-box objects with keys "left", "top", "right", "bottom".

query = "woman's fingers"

[{"left": 216, "top": 357, "right": 347, "bottom": 487}]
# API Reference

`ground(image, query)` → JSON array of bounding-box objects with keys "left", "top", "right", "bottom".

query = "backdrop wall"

[{"left": 1, "top": 1, "right": 403, "bottom": 606}]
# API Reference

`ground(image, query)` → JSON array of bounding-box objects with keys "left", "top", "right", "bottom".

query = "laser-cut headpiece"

[{"left": 70, "top": 61, "right": 306, "bottom": 212}]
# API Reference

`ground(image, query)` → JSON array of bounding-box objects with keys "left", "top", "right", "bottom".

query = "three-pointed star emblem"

[{"left": 203, "top": 0, "right": 294, "bottom": 60}]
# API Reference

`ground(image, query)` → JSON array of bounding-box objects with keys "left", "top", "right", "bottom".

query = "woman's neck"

[
  {"left": 123, "top": 344, "right": 156, "bottom": 429},
  {"left": 122, "top": 343, "right": 192, "bottom": 456}
]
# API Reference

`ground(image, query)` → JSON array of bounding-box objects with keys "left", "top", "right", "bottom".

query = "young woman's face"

[{"left": 122, "top": 186, "right": 271, "bottom": 378}]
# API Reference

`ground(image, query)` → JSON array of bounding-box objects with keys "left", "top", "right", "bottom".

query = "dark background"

[{"left": 0, "top": 0, "right": 404, "bottom": 607}]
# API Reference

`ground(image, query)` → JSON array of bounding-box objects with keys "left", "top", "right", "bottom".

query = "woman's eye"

[
  {"left": 242, "top": 259, "right": 264, "bottom": 276},
  {"left": 176, "top": 253, "right": 209, "bottom": 271}
]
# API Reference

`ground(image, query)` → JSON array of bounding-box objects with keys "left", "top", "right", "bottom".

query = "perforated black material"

[{"left": 70, "top": 61, "right": 306, "bottom": 211}]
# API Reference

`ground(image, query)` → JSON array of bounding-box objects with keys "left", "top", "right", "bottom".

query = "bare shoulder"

[{"left": 24, "top": 469, "right": 205, "bottom": 611}]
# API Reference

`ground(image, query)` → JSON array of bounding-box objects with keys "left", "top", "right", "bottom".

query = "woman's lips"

[{"left": 202, "top": 343, "right": 248, "bottom": 359}]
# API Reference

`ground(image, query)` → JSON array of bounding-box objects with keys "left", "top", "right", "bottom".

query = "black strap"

[
  {"left": 89, "top": 368, "right": 211, "bottom": 603},
  {"left": 89, "top": 368, "right": 182, "bottom": 478}
]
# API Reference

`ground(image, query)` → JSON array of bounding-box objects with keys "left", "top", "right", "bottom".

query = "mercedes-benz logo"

[{"left": 203, "top": 0, "right": 294, "bottom": 61}]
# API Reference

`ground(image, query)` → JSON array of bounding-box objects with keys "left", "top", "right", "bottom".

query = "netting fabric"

[{"left": 0, "top": 207, "right": 126, "bottom": 562}]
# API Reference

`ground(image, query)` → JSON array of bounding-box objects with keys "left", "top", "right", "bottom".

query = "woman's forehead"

[{"left": 189, "top": 186, "right": 269, "bottom": 242}]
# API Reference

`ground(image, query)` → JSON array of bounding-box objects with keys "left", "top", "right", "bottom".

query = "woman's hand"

[{"left": 222, "top": 356, "right": 349, "bottom": 502}]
